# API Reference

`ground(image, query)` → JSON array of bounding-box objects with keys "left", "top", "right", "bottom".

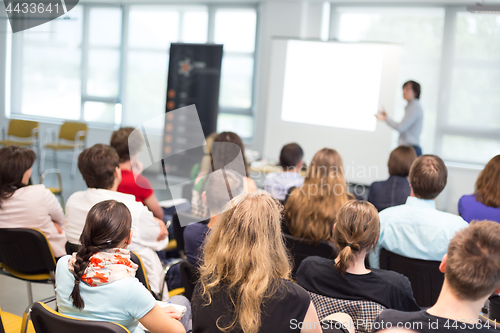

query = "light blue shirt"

[
  {"left": 55, "top": 255, "right": 156, "bottom": 333},
  {"left": 386, "top": 98, "right": 423, "bottom": 146},
  {"left": 369, "top": 196, "right": 468, "bottom": 269},
  {"left": 265, "top": 172, "right": 304, "bottom": 201}
]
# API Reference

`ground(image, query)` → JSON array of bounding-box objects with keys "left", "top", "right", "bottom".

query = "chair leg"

[
  {"left": 70, "top": 147, "right": 78, "bottom": 179},
  {"left": 37, "top": 143, "right": 42, "bottom": 174},
  {"left": 26, "top": 281, "right": 33, "bottom": 305},
  {"left": 40, "top": 148, "right": 46, "bottom": 173},
  {"left": 53, "top": 149, "right": 58, "bottom": 168}
]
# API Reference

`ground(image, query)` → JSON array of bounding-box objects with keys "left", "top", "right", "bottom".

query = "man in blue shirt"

[
  {"left": 265, "top": 143, "right": 304, "bottom": 201},
  {"left": 369, "top": 154, "right": 468, "bottom": 269}
]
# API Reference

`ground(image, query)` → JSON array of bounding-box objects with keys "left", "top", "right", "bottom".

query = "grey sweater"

[{"left": 386, "top": 98, "right": 423, "bottom": 146}]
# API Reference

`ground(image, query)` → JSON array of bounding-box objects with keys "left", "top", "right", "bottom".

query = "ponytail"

[{"left": 336, "top": 242, "right": 361, "bottom": 274}]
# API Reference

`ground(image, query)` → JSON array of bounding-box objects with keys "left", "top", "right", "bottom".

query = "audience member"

[
  {"left": 56, "top": 200, "right": 189, "bottom": 333},
  {"left": 285, "top": 148, "right": 351, "bottom": 243},
  {"left": 459, "top": 155, "right": 500, "bottom": 224},
  {"left": 297, "top": 200, "right": 420, "bottom": 312},
  {"left": 192, "top": 191, "right": 321, "bottom": 333},
  {"left": 373, "top": 221, "right": 500, "bottom": 333},
  {"left": 369, "top": 154, "right": 468, "bottom": 268},
  {"left": 265, "top": 143, "right": 304, "bottom": 201},
  {"left": 0, "top": 146, "right": 66, "bottom": 258},
  {"left": 110, "top": 127, "right": 164, "bottom": 220},
  {"left": 368, "top": 146, "right": 417, "bottom": 212},
  {"left": 65, "top": 144, "right": 169, "bottom": 297}
]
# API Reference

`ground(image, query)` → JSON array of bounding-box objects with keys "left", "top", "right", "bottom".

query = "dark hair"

[
  {"left": 474, "top": 155, "right": 500, "bottom": 208},
  {"left": 388, "top": 146, "right": 417, "bottom": 177},
  {"left": 279, "top": 143, "right": 304, "bottom": 170},
  {"left": 0, "top": 146, "right": 36, "bottom": 208},
  {"left": 403, "top": 80, "right": 421, "bottom": 99},
  {"left": 211, "top": 132, "right": 249, "bottom": 177},
  {"left": 70, "top": 200, "right": 132, "bottom": 310},
  {"left": 110, "top": 127, "right": 144, "bottom": 164},
  {"left": 409, "top": 154, "right": 447, "bottom": 200},
  {"left": 78, "top": 144, "right": 119, "bottom": 190}
]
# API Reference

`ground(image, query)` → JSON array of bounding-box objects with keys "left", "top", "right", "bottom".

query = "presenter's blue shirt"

[{"left": 386, "top": 98, "right": 423, "bottom": 146}]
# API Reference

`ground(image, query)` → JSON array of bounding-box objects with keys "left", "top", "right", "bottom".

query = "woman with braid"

[
  {"left": 296, "top": 200, "right": 420, "bottom": 312},
  {"left": 55, "top": 200, "right": 188, "bottom": 333}
]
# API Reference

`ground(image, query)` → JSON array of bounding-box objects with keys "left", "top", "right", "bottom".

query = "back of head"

[
  {"left": 285, "top": 148, "right": 349, "bottom": 243},
  {"left": 279, "top": 143, "right": 304, "bottom": 170},
  {"left": 71, "top": 200, "right": 132, "bottom": 309},
  {"left": 403, "top": 80, "right": 421, "bottom": 99},
  {"left": 474, "top": 155, "right": 500, "bottom": 208},
  {"left": 200, "top": 191, "right": 290, "bottom": 333},
  {"left": 205, "top": 169, "right": 245, "bottom": 216},
  {"left": 445, "top": 220, "right": 500, "bottom": 301},
  {"left": 78, "top": 144, "right": 119, "bottom": 190},
  {"left": 409, "top": 154, "right": 447, "bottom": 200},
  {"left": 211, "top": 132, "right": 248, "bottom": 177},
  {"left": 388, "top": 146, "right": 417, "bottom": 177},
  {"left": 0, "top": 145, "right": 36, "bottom": 207},
  {"left": 333, "top": 200, "right": 380, "bottom": 274},
  {"left": 110, "top": 127, "right": 144, "bottom": 163}
]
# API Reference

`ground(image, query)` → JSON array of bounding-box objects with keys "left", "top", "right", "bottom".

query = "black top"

[
  {"left": 183, "top": 219, "right": 210, "bottom": 267},
  {"left": 296, "top": 256, "right": 420, "bottom": 312},
  {"left": 368, "top": 175, "right": 411, "bottom": 212},
  {"left": 373, "top": 310, "right": 497, "bottom": 333},
  {"left": 192, "top": 279, "right": 310, "bottom": 333}
]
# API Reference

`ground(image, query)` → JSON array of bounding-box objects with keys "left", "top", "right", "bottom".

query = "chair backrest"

[
  {"left": 309, "top": 291, "right": 385, "bottom": 333},
  {"left": 379, "top": 248, "right": 444, "bottom": 308},
  {"left": 7, "top": 119, "right": 38, "bottom": 139},
  {"left": 489, "top": 295, "right": 500, "bottom": 322},
  {"left": 30, "top": 302, "right": 130, "bottom": 333},
  {"left": 0, "top": 228, "right": 56, "bottom": 277},
  {"left": 282, "top": 233, "right": 337, "bottom": 277},
  {"left": 129, "top": 251, "right": 156, "bottom": 299},
  {"left": 59, "top": 122, "right": 87, "bottom": 142},
  {"left": 179, "top": 259, "right": 198, "bottom": 301}
]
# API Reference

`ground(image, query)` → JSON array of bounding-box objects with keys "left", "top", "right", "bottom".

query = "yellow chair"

[
  {"left": 39, "top": 169, "right": 64, "bottom": 208},
  {"left": 40, "top": 122, "right": 87, "bottom": 179},
  {"left": 0, "top": 306, "right": 35, "bottom": 333},
  {"left": 0, "top": 119, "right": 40, "bottom": 172}
]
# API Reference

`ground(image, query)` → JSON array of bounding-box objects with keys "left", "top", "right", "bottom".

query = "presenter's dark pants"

[{"left": 412, "top": 145, "right": 422, "bottom": 157}]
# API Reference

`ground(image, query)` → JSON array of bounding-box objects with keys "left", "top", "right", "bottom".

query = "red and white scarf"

[{"left": 68, "top": 248, "right": 138, "bottom": 287}]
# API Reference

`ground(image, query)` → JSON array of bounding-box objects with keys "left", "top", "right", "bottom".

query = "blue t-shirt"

[
  {"left": 183, "top": 220, "right": 210, "bottom": 267},
  {"left": 55, "top": 255, "right": 156, "bottom": 333},
  {"left": 459, "top": 194, "right": 500, "bottom": 224}
]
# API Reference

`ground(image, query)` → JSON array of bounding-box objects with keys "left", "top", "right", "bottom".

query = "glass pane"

[
  {"left": 87, "top": 49, "right": 120, "bottom": 97},
  {"left": 182, "top": 11, "right": 208, "bottom": 43},
  {"left": 214, "top": 9, "right": 256, "bottom": 52},
  {"left": 24, "top": 7, "right": 83, "bottom": 45},
  {"left": 129, "top": 7, "right": 179, "bottom": 49},
  {"left": 89, "top": 7, "right": 122, "bottom": 47},
  {"left": 441, "top": 135, "right": 500, "bottom": 164},
  {"left": 84, "top": 101, "right": 116, "bottom": 123},
  {"left": 219, "top": 56, "right": 253, "bottom": 109},
  {"left": 454, "top": 13, "right": 500, "bottom": 61},
  {"left": 123, "top": 51, "right": 168, "bottom": 128},
  {"left": 217, "top": 113, "right": 253, "bottom": 139}
]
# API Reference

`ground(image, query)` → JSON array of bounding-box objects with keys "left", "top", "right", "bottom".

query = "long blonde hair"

[
  {"left": 199, "top": 191, "right": 291, "bottom": 333},
  {"left": 285, "top": 148, "right": 350, "bottom": 243}
]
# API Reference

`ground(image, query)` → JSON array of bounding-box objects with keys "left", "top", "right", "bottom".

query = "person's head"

[
  {"left": 110, "top": 127, "right": 144, "bottom": 163},
  {"left": 199, "top": 191, "right": 290, "bottom": 333},
  {"left": 0, "top": 146, "right": 36, "bottom": 208},
  {"left": 443, "top": 220, "right": 500, "bottom": 302},
  {"left": 279, "top": 143, "right": 304, "bottom": 171},
  {"left": 70, "top": 200, "right": 133, "bottom": 310},
  {"left": 409, "top": 154, "right": 447, "bottom": 200},
  {"left": 333, "top": 200, "right": 379, "bottom": 274},
  {"left": 285, "top": 148, "right": 349, "bottom": 243},
  {"left": 388, "top": 146, "right": 417, "bottom": 177},
  {"left": 211, "top": 132, "right": 248, "bottom": 177},
  {"left": 78, "top": 144, "right": 120, "bottom": 190},
  {"left": 474, "top": 155, "right": 500, "bottom": 208},
  {"left": 403, "top": 80, "right": 421, "bottom": 100},
  {"left": 203, "top": 170, "right": 245, "bottom": 217}
]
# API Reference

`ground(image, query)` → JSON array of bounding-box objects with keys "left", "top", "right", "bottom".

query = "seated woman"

[
  {"left": 284, "top": 148, "right": 350, "bottom": 243},
  {"left": 0, "top": 145, "right": 66, "bottom": 258},
  {"left": 459, "top": 154, "right": 500, "bottom": 223},
  {"left": 56, "top": 200, "right": 190, "bottom": 333},
  {"left": 192, "top": 191, "right": 321, "bottom": 333},
  {"left": 368, "top": 145, "right": 417, "bottom": 212},
  {"left": 296, "top": 200, "right": 420, "bottom": 312}
]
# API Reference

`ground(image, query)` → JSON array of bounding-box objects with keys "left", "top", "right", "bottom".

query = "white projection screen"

[{"left": 263, "top": 39, "right": 402, "bottom": 185}]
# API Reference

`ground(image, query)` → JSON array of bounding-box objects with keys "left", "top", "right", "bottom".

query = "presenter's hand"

[{"left": 375, "top": 110, "right": 387, "bottom": 121}]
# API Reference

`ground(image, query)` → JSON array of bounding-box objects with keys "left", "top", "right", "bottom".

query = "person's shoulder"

[
  {"left": 55, "top": 255, "right": 72, "bottom": 276},
  {"left": 378, "top": 203, "right": 408, "bottom": 219},
  {"left": 370, "top": 268, "right": 411, "bottom": 290},
  {"left": 185, "top": 221, "right": 209, "bottom": 234},
  {"left": 459, "top": 194, "right": 476, "bottom": 205},
  {"left": 300, "top": 255, "right": 333, "bottom": 269},
  {"left": 279, "top": 279, "right": 310, "bottom": 301}
]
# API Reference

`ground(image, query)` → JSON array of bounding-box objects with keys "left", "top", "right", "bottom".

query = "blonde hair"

[
  {"left": 285, "top": 148, "right": 350, "bottom": 243},
  {"left": 333, "top": 201, "right": 380, "bottom": 274},
  {"left": 199, "top": 191, "right": 291, "bottom": 333}
]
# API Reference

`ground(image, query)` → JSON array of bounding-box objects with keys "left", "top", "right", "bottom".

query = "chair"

[
  {"left": 39, "top": 169, "right": 64, "bottom": 207},
  {"left": 0, "top": 120, "right": 40, "bottom": 172},
  {"left": 379, "top": 248, "right": 444, "bottom": 308},
  {"left": 30, "top": 301, "right": 130, "bottom": 333},
  {"left": 40, "top": 121, "right": 87, "bottom": 178},
  {"left": 282, "top": 233, "right": 337, "bottom": 277},
  {"left": 179, "top": 259, "right": 198, "bottom": 301},
  {"left": 0, "top": 228, "right": 57, "bottom": 305},
  {"left": 172, "top": 212, "right": 201, "bottom": 256},
  {"left": 0, "top": 307, "right": 35, "bottom": 333},
  {"left": 489, "top": 295, "right": 500, "bottom": 323}
]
